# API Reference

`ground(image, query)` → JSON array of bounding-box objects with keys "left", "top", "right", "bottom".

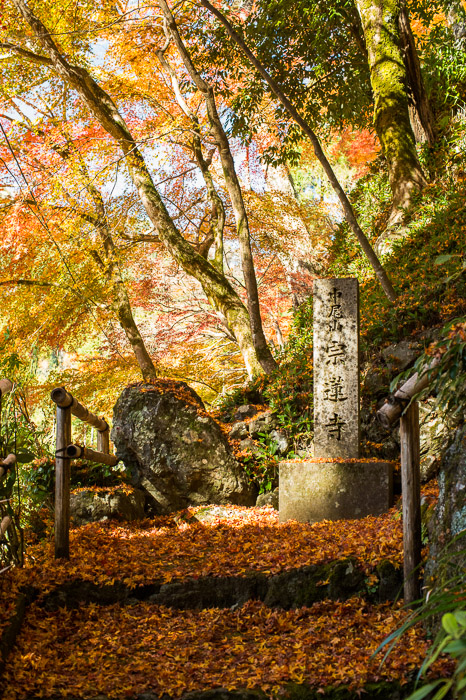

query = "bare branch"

[{"left": 0, "top": 41, "right": 53, "bottom": 66}]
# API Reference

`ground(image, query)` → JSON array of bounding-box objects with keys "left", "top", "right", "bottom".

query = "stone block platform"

[{"left": 279, "top": 459, "right": 394, "bottom": 523}]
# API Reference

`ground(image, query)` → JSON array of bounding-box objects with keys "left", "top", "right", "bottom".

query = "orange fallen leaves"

[
  {"left": 0, "top": 481, "right": 441, "bottom": 698},
  {"left": 8, "top": 501, "right": 408, "bottom": 596},
  {"left": 2, "top": 598, "right": 451, "bottom": 699},
  {"left": 3, "top": 481, "right": 438, "bottom": 601}
]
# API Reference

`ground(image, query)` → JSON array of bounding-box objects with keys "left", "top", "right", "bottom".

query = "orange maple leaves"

[
  {"left": 2, "top": 598, "right": 450, "bottom": 699},
  {"left": 0, "top": 481, "right": 442, "bottom": 698},
  {"left": 9, "top": 500, "right": 408, "bottom": 595}
]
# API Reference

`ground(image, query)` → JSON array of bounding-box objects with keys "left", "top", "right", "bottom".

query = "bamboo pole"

[
  {"left": 50, "top": 387, "right": 108, "bottom": 432},
  {"left": 96, "top": 428, "right": 110, "bottom": 454},
  {"left": 377, "top": 358, "right": 439, "bottom": 429},
  {"left": 55, "top": 404, "right": 72, "bottom": 559},
  {"left": 400, "top": 401, "right": 422, "bottom": 605},
  {"left": 65, "top": 444, "right": 119, "bottom": 467}
]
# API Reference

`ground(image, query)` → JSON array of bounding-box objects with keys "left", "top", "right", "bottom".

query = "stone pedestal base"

[{"left": 279, "top": 460, "right": 393, "bottom": 523}]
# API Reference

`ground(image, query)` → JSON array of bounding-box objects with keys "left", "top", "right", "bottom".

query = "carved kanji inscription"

[{"left": 313, "top": 278, "right": 360, "bottom": 458}]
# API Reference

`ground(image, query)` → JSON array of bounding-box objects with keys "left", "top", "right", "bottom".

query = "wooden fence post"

[
  {"left": 400, "top": 400, "right": 421, "bottom": 605},
  {"left": 97, "top": 428, "right": 110, "bottom": 454},
  {"left": 55, "top": 403, "right": 72, "bottom": 559}
]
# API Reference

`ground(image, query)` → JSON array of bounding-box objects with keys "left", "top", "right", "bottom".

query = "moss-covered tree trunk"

[
  {"left": 447, "top": 0, "right": 466, "bottom": 40},
  {"left": 398, "top": 1, "right": 435, "bottom": 146},
  {"left": 355, "top": 0, "right": 427, "bottom": 225}
]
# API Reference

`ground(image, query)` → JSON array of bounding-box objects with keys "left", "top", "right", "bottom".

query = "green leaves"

[
  {"left": 434, "top": 254, "right": 456, "bottom": 265},
  {"left": 379, "top": 531, "right": 466, "bottom": 700},
  {"left": 442, "top": 612, "right": 459, "bottom": 636},
  {"left": 15, "top": 449, "right": 36, "bottom": 464},
  {"left": 406, "top": 681, "right": 444, "bottom": 700}
]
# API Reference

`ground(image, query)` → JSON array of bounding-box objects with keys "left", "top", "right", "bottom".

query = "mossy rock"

[{"left": 112, "top": 381, "right": 256, "bottom": 514}]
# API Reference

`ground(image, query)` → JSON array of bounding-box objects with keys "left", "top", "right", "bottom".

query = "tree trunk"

[
  {"left": 76, "top": 160, "right": 158, "bottom": 382},
  {"left": 398, "top": 2, "right": 436, "bottom": 146},
  {"left": 158, "top": 0, "right": 277, "bottom": 374},
  {"left": 355, "top": 0, "right": 427, "bottom": 225},
  {"left": 13, "top": 0, "right": 265, "bottom": 380}
]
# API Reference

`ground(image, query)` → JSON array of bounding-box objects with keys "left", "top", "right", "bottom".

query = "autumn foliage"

[
  {"left": 2, "top": 598, "right": 452, "bottom": 700},
  {"left": 0, "top": 482, "right": 446, "bottom": 698}
]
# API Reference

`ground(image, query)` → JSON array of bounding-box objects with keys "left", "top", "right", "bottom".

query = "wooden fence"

[
  {"left": 377, "top": 360, "right": 438, "bottom": 605},
  {"left": 51, "top": 387, "right": 118, "bottom": 560}
]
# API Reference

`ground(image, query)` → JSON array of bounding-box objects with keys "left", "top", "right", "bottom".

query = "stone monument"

[{"left": 279, "top": 278, "right": 393, "bottom": 523}]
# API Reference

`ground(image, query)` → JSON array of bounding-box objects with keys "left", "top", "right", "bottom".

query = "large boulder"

[{"left": 111, "top": 380, "right": 256, "bottom": 513}]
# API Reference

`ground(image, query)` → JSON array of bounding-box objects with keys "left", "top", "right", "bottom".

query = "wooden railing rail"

[
  {"left": 376, "top": 363, "right": 439, "bottom": 605},
  {"left": 51, "top": 387, "right": 118, "bottom": 559},
  {"left": 65, "top": 444, "right": 118, "bottom": 466},
  {"left": 376, "top": 358, "right": 439, "bottom": 429},
  {"left": 0, "top": 378, "right": 13, "bottom": 397}
]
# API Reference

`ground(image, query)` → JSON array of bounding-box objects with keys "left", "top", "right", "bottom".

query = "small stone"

[
  {"left": 70, "top": 486, "right": 145, "bottom": 526},
  {"left": 248, "top": 411, "right": 277, "bottom": 437},
  {"left": 382, "top": 340, "right": 420, "bottom": 372},
  {"left": 229, "top": 421, "right": 249, "bottom": 440},
  {"left": 420, "top": 454, "right": 439, "bottom": 482},
  {"left": 239, "top": 437, "right": 261, "bottom": 454},
  {"left": 256, "top": 490, "right": 279, "bottom": 509},
  {"left": 269, "top": 429, "right": 289, "bottom": 455},
  {"left": 192, "top": 505, "right": 233, "bottom": 522},
  {"left": 233, "top": 404, "right": 258, "bottom": 422}
]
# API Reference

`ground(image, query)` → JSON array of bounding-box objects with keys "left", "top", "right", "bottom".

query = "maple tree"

[
  {"left": 0, "top": 0, "right": 285, "bottom": 381},
  {"left": 195, "top": 0, "right": 461, "bottom": 247},
  {"left": 0, "top": 104, "right": 159, "bottom": 380}
]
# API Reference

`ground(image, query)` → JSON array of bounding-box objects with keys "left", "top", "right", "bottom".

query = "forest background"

[{"left": 0, "top": 0, "right": 465, "bottom": 504}]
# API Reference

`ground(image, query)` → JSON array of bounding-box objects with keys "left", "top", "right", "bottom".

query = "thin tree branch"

[{"left": 198, "top": 0, "right": 397, "bottom": 303}]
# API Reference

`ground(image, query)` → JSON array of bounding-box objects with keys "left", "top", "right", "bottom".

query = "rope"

[{"left": 55, "top": 447, "right": 71, "bottom": 459}]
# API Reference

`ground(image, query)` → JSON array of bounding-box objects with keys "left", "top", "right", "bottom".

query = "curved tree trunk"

[
  {"left": 355, "top": 0, "right": 427, "bottom": 227},
  {"left": 84, "top": 209, "right": 158, "bottom": 382},
  {"left": 71, "top": 148, "right": 158, "bottom": 382},
  {"left": 158, "top": 0, "right": 277, "bottom": 374},
  {"left": 12, "top": 0, "right": 265, "bottom": 380},
  {"left": 199, "top": 0, "right": 397, "bottom": 303}
]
